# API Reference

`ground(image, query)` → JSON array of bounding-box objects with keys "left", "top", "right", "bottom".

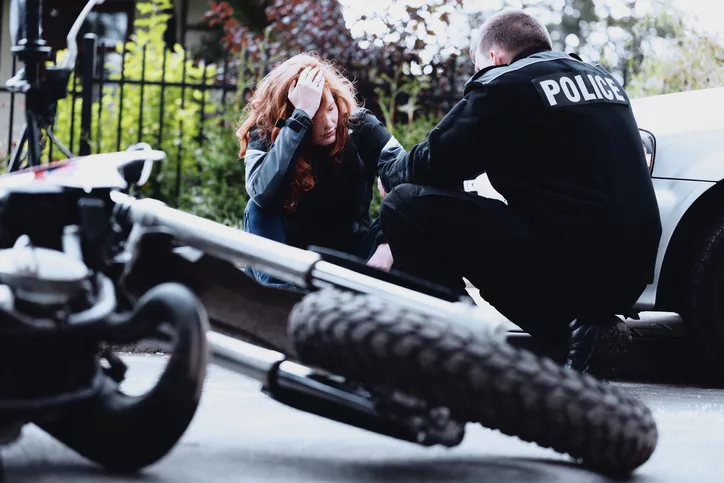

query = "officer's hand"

[
  {"left": 367, "top": 243, "right": 394, "bottom": 272},
  {"left": 377, "top": 177, "right": 388, "bottom": 199},
  {"left": 288, "top": 67, "right": 325, "bottom": 119}
]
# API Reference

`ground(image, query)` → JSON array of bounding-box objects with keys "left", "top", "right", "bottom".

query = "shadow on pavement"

[
  {"left": 205, "top": 449, "right": 655, "bottom": 483},
  {"left": 0, "top": 463, "right": 160, "bottom": 483},
  {"left": 0, "top": 453, "right": 658, "bottom": 483}
]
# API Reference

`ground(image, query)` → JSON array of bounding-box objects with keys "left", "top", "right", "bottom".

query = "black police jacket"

[
  {"left": 377, "top": 48, "right": 662, "bottom": 282},
  {"left": 243, "top": 108, "right": 392, "bottom": 251}
]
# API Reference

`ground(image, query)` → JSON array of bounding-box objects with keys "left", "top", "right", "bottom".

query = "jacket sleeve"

[
  {"left": 243, "top": 108, "right": 313, "bottom": 208},
  {"left": 377, "top": 86, "right": 504, "bottom": 192},
  {"left": 350, "top": 109, "right": 393, "bottom": 175}
]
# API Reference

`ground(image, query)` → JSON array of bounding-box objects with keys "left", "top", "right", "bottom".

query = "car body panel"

[
  {"left": 630, "top": 87, "right": 724, "bottom": 181},
  {"left": 631, "top": 87, "right": 724, "bottom": 308}
]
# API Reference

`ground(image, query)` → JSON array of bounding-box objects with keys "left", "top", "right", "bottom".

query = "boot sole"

[
  {"left": 596, "top": 321, "right": 633, "bottom": 360},
  {"left": 564, "top": 319, "right": 633, "bottom": 375},
  {"left": 587, "top": 321, "right": 633, "bottom": 377}
]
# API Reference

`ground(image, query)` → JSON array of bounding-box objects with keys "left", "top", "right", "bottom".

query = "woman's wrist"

[
  {"left": 277, "top": 109, "right": 313, "bottom": 133},
  {"left": 293, "top": 106, "right": 316, "bottom": 120},
  {"left": 291, "top": 108, "right": 314, "bottom": 124}
]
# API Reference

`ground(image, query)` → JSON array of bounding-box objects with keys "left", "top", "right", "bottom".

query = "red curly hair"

[{"left": 237, "top": 53, "right": 358, "bottom": 212}]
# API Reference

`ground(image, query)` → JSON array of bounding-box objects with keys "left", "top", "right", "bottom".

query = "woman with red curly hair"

[{"left": 237, "top": 53, "right": 394, "bottom": 287}]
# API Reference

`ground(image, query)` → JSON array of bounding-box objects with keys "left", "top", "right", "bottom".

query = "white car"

[{"left": 470, "top": 86, "right": 724, "bottom": 365}]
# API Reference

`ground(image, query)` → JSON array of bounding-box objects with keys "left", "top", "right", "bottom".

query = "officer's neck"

[{"left": 510, "top": 46, "right": 552, "bottom": 64}]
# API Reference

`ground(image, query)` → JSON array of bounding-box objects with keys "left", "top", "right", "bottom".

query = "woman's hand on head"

[{"left": 288, "top": 67, "right": 325, "bottom": 120}]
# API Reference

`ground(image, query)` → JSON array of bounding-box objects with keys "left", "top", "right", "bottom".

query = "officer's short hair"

[{"left": 470, "top": 9, "right": 552, "bottom": 61}]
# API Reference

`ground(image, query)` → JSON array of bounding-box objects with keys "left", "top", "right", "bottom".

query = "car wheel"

[{"left": 684, "top": 216, "right": 724, "bottom": 367}]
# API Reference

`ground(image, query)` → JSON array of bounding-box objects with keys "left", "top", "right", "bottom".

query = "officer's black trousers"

[{"left": 379, "top": 183, "right": 646, "bottom": 345}]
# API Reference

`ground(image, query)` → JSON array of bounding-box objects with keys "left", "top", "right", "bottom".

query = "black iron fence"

[{"left": 1, "top": 33, "right": 241, "bottom": 204}]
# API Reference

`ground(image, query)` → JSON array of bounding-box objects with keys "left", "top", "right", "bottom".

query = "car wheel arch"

[{"left": 656, "top": 179, "right": 724, "bottom": 312}]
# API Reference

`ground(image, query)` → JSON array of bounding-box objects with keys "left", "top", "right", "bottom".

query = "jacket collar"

[
  {"left": 510, "top": 46, "right": 551, "bottom": 63},
  {"left": 465, "top": 48, "right": 559, "bottom": 89}
]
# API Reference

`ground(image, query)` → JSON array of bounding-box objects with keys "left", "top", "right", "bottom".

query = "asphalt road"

[{"left": 1, "top": 354, "right": 723, "bottom": 483}]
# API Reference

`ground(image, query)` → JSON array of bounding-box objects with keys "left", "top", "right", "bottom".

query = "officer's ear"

[{"left": 490, "top": 48, "right": 511, "bottom": 66}]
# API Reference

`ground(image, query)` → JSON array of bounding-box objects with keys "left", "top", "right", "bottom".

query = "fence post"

[{"left": 80, "top": 33, "right": 97, "bottom": 156}]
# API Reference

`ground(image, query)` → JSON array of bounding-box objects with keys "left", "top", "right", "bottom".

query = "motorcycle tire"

[{"left": 287, "top": 287, "right": 658, "bottom": 476}]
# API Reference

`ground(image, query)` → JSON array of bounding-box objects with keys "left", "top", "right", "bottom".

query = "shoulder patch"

[{"left": 532, "top": 71, "right": 629, "bottom": 109}]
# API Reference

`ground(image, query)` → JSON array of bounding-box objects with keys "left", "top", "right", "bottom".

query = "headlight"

[{"left": 639, "top": 128, "right": 656, "bottom": 174}]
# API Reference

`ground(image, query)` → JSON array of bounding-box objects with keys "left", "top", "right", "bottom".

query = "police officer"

[{"left": 374, "top": 9, "right": 663, "bottom": 375}]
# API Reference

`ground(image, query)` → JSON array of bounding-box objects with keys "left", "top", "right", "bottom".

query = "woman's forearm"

[{"left": 244, "top": 109, "right": 313, "bottom": 208}]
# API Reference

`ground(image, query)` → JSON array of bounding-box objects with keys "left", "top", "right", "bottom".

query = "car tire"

[{"left": 683, "top": 216, "right": 724, "bottom": 368}]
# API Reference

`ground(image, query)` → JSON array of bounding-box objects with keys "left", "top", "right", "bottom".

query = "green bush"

[
  {"left": 367, "top": 69, "right": 438, "bottom": 219},
  {"left": 50, "top": 0, "right": 215, "bottom": 204},
  {"left": 177, "top": 107, "right": 249, "bottom": 228}
]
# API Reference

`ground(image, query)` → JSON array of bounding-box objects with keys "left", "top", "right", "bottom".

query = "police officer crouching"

[{"left": 374, "top": 9, "right": 663, "bottom": 375}]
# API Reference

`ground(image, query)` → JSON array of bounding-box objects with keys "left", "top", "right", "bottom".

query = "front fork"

[{"left": 210, "top": 331, "right": 465, "bottom": 447}]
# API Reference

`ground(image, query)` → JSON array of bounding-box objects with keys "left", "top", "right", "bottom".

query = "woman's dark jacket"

[{"left": 242, "top": 107, "right": 391, "bottom": 252}]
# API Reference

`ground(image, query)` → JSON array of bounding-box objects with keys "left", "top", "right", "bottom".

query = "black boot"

[{"left": 564, "top": 315, "right": 632, "bottom": 375}]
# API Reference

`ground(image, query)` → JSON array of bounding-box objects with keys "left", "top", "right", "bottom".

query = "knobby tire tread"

[{"left": 288, "top": 287, "right": 658, "bottom": 475}]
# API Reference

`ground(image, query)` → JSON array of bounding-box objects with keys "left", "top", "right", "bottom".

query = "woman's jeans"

[{"left": 243, "top": 200, "right": 381, "bottom": 288}]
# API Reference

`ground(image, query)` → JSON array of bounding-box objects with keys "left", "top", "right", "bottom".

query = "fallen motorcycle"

[
  {"left": 1, "top": 0, "right": 658, "bottom": 476},
  {"left": 0, "top": 151, "right": 659, "bottom": 475}
]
